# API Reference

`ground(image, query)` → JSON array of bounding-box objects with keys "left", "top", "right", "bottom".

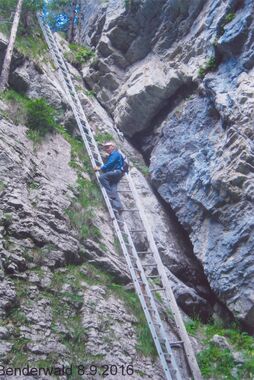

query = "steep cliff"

[
  {"left": 77, "top": 0, "right": 254, "bottom": 331},
  {"left": 0, "top": 1, "right": 254, "bottom": 378},
  {"left": 0, "top": 31, "right": 194, "bottom": 378}
]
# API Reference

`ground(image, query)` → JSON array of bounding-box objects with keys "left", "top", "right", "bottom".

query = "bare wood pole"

[
  {"left": 0, "top": 0, "right": 24, "bottom": 92},
  {"left": 67, "top": 0, "right": 77, "bottom": 42}
]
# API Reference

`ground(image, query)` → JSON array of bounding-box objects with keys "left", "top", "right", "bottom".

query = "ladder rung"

[
  {"left": 82, "top": 129, "right": 90, "bottom": 135},
  {"left": 151, "top": 287, "right": 165, "bottom": 292},
  {"left": 122, "top": 209, "right": 139, "bottom": 212},
  {"left": 170, "top": 341, "right": 184, "bottom": 346},
  {"left": 142, "top": 264, "right": 156, "bottom": 267},
  {"left": 137, "top": 251, "right": 151, "bottom": 254},
  {"left": 114, "top": 218, "right": 125, "bottom": 224},
  {"left": 130, "top": 229, "right": 145, "bottom": 233},
  {"left": 147, "top": 275, "right": 160, "bottom": 279},
  {"left": 118, "top": 190, "right": 132, "bottom": 193}
]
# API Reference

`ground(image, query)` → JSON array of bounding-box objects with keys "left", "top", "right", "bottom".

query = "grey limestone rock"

[{"left": 77, "top": 0, "right": 254, "bottom": 328}]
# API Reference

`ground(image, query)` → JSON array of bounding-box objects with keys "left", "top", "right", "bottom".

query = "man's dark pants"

[{"left": 99, "top": 170, "right": 123, "bottom": 210}]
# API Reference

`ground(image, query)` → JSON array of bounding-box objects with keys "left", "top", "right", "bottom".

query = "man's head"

[{"left": 102, "top": 141, "right": 116, "bottom": 154}]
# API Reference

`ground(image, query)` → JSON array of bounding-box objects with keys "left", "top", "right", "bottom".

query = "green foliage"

[
  {"left": 124, "top": 0, "right": 132, "bottom": 9},
  {"left": 16, "top": 33, "right": 48, "bottom": 60},
  {"left": 85, "top": 89, "right": 96, "bottom": 97},
  {"left": 66, "top": 176, "right": 102, "bottom": 241},
  {"left": 185, "top": 318, "right": 201, "bottom": 336},
  {"left": 56, "top": 126, "right": 103, "bottom": 241},
  {"left": 95, "top": 132, "right": 114, "bottom": 144},
  {"left": 26, "top": 98, "right": 57, "bottom": 136},
  {"left": 1, "top": 212, "right": 13, "bottom": 226},
  {"left": 113, "top": 236, "right": 122, "bottom": 255},
  {"left": 219, "top": 12, "right": 236, "bottom": 36},
  {"left": 56, "top": 125, "right": 93, "bottom": 175},
  {"left": 64, "top": 43, "right": 95, "bottom": 68},
  {"left": 1, "top": 91, "right": 58, "bottom": 144},
  {"left": 198, "top": 343, "right": 235, "bottom": 378},
  {"left": 198, "top": 57, "right": 217, "bottom": 78},
  {"left": 132, "top": 159, "right": 149, "bottom": 176},
  {"left": 0, "top": 180, "right": 6, "bottom": 192},
  {"left": 109, "top": 283, "right": 157, "bottom": 357},
  {"left": 26, "top": 129, "right": 43, "bottom": 145},
  {"left": 0, "top": 0, "right": 47, "bottom": 60},
  {"left": 28, "top": 180, "right": 40, "bottom": 190},
  {"left": 224, "top": 12, "right": 236, "bottom": 26},
  {"left": 0, "top": 89, "right": 28, "bottom": 124},
  {"left": 185, "top": 318, "right": 254, "bottom": 379}
]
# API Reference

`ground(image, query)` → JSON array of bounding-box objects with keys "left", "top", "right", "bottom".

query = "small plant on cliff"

[
  {"left": 186, "top": 318, "right": 254, "bottom": 379},
  {"left": 66, "top": 176, "right": 102, "bottom": 241},
  {"left": 223, "top": 12, "right": 236, "bottom": 26},
  {"left": 198, "top": 57, "right": 217, "bottom": 78},
  {"left": 0, "top": 180, "right": 6, "bottom": 192},
  {"left": 95, "top": 132, "right": 114, "bottom": 144},
  {"left": 64, "top": 43, "right": 95, "bottom": 68},
  {"left": 109, "top": 283, "right": 157, "bottom": 357},
  {"left": 85, "top": 89, "right": 96, "bottom": 97},
  {"left": 0, "top": 89, "right": 28, "bottom": 124},
  {"left": 26, "top": 98, "right": 57, "bottom": 136},
  {"left": 219, "top": 12, "right": 236, "bottom": 36}
]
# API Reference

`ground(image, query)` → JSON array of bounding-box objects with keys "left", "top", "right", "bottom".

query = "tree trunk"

[
  {"left": 0, "top": 0, "right": 24, "bottom": 92},
  {"left": 67, "top": 0, "right": 77, "bottom": 43}
]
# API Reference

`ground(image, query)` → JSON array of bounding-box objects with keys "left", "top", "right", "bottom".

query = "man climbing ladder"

[{"left": 94, "top": 141, "right": 124, "bottom": 212}]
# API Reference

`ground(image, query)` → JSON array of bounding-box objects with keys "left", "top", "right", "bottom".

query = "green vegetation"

[
  {"left": 0, "top": 89, "right": 28, "bottom": 124},
  {"left": 0, "top": 180, "right": 6, "bottom": 192},
  {"left": 109, "top": 283, "right": 157, "bottom": 357},
  {"left": 55, "top": 125, "right": 106, "bottom": 241},
  {"left": 113, "top": 236, "right": 122, "bottom": 255},
  {"left": 223, "top": 12, "right": 236, "bottom": 26},
  {"left": 0, "top": 0, "right": 48, "bottom": 61},
  {"left": 56, "top": 124, "right": 93, "bottom": 174},
  {"left": 185, "top": 318, "right": 254, "bottom": 379},
  {"left": 50, "top": 264, "right": 156, "bottom": 358},
  {"left": 85, "top": 89, "right": 96, "bottom": 97},
  {"left": 16, "top": 33, "right": 48, "bottom": 61},
  {"left": 1, "top": 212, "right": 13, "bottom": 226},
  {"left": 64, "top": 43, "right": 95, "bottom": 68},
  {"left": 219, "top": 12, "right": 236, "bottom": 36},
  {"left": 124, "top": 0, "right": 132, "bottom": 9},
  {"left": 95, "top": 132, "right": 114, "bottom": 145},
  {"left": 0, "top": 90, "right": 58, "bottom": 143},
  {"left": 131, "top": 158, "right": 149, "bottom": 177},
  {"left": 198, "top": 57, "right": 217, "bottom": 78},
  {"left": 66, "top": 175, "right": 102, "bottom": 241},
  {"left": 26, "top": 98, "right": 57, "bottom": 136},
  {"left": 198, "top": 343, "right": 235, "bottom": 378}
]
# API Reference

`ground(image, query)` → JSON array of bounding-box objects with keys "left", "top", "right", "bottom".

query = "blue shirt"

[{"left": 100, "top": 150, "right": 123, "bottom": 172}]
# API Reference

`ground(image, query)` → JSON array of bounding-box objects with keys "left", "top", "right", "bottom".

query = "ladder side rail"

[
  {"left": 123, "top": 223, "right": 183, "bottom": 380},
  {"left": 38, "top": 15, "right": 103, "bottom": 167},
  {"left": 41, "top": 19, "right": 97, "bottom": 146},
  {"left": 51, "top": 45, "right": 103, "bottom": 161},
  {"left": 121, "top": 224, "right": 173, "bottom": 380},
  {"left": 126, "top": 173, "right": 203, "bottom": 380}
]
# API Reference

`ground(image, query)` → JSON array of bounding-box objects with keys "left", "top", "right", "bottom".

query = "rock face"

[
  {"left": 0, "top": 116, "right": 166, "bottom": 376},
  {"left": 78, "top": 0, "right": 254, "bottom": 328},
  {"left": 0, "top": 34, "right": 201, "bottom": 375}
]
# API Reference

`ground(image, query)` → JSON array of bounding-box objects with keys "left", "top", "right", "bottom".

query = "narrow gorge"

[{"left": 0, "top": 0, "right": 253, "bottom": 379}]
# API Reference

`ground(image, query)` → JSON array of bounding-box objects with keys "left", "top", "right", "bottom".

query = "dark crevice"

[
  {"left": 126, "top": 84, "right": 230, "bottom": 322},
  {"left": 130, "top": 81, "right": 198, "bottom": 161}
]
